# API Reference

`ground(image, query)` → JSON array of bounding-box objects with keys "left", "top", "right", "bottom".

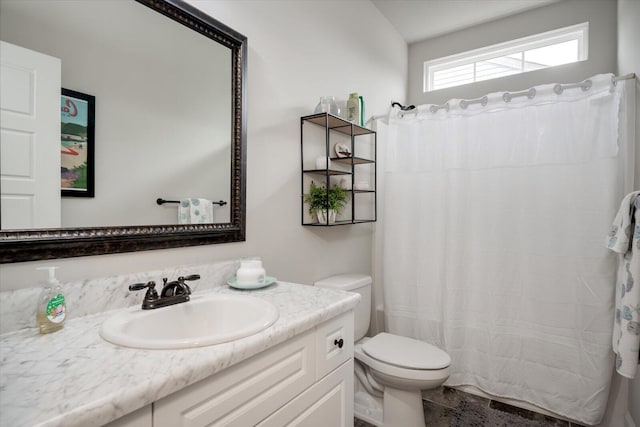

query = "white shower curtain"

[{"left": 377, "top": 74, "right": 631, "bottom": 425}]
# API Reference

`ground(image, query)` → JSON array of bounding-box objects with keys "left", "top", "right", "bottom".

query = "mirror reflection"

[{"left": 0, "top": 0, "right": 232, "bottom": 229}]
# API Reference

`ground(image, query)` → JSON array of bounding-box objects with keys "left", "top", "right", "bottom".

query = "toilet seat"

[
  {"left": 355, "top": 335, "right": 450, "bottom": 382},
  {"left": 362, "top": 332, "right": 450, "bottom": 370}
]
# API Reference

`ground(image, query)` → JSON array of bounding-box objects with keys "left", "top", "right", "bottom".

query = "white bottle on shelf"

[{"left": 346, "top": 92, "right": 360, "bottom": 124}]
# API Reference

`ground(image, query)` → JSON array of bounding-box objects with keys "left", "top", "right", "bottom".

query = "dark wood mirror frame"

[{"left": 0, "top": 0, "right": 247, "bottom": 263}]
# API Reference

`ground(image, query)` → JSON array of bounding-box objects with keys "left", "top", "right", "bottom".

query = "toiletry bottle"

[
  {"left": 314, "top": 96, "right": 340, "bottom": 116},
  {"left": 346, "top": 92, "right": 360, "bottom": 124},
  {"left": 35, "top": 266, "right": 66, "bottom": 334}
]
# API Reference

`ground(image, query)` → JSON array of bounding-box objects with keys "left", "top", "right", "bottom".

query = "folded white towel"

[
  {"left": 606, "top": 191, "right": 640, "bottom": 378},
  {"left": 178, "top": 198, "right": 214, "bottom": 224}
]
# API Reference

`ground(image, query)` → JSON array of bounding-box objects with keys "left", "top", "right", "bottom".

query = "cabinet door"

[
  {"left": 257, "top": 360, "right": 354, "bottom": 427},
  {"left": 315, "top": 311, "right": 354, "bottom": 379},
  {"left": 153, "top": 330, "right": 315, "bottom": 427}
]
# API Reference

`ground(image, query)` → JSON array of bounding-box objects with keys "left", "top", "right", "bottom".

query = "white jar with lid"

[{"left": 236, "top": 257, "right": 266, "bottom": 285}]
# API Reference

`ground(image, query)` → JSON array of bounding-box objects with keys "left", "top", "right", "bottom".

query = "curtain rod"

[
  {"left": 613, "top": 72, "right": 635, "bottom": 83},
  {"left": 367, "top": 101, "right": 414, "bottom": 124},
  {"left": 391, "top": 101, "right": 415, "bottom": 111},
  {"left": 366, "top": 73, "right": 636, "bottom": 123},
  {"left": 431, "top": 73, "right": 636, "bottom": 113}
]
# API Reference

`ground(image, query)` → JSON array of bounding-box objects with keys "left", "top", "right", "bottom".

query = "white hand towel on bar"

[
  {"left": 606, "top": 191, "right": 640, "bottom": 378},
  {"left": 178, "top": 198, "right": 213, "bottom": 224}
]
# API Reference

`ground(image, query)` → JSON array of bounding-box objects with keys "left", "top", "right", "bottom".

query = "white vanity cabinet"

[
  {"left": 0, "top": 281, "right": 360, "bottom": 427},
  {"left": 150, "top": 311, "right": 354, "bottom": 427},
  {"left": 104, "top": 406, "right": 152, "bottom": 427}
]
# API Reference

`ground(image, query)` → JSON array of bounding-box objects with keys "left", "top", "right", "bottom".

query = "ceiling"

[{"left": 371, "top": 0, "right": 562, "bottom": 44}]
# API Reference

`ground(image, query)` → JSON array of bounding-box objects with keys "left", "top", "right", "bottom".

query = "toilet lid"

[{"left": 362, "top": 333, "right": 451, "bottom": 370}]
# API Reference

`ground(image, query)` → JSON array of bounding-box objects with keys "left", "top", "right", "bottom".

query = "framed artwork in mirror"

[{"left": 61, "top": 88, "right": 95, "bottom": 197}]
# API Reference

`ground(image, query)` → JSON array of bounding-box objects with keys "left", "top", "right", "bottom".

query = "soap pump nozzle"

[{"left": 37, "top": 266, "right": 60, "bottom": 286}]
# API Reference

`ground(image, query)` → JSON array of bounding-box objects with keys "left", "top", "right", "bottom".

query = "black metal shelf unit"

[{"left": 301, "top": 113, "right": 377, "bottom": 226}]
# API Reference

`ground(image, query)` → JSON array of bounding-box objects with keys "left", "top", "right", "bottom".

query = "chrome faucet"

[{"left": 129, "top": 274, "right": 200, "bottom": 310}]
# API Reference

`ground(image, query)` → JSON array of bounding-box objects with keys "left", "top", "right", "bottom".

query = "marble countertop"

[{"left": 0, "top": 281, "right": 360, "bottom": 427}]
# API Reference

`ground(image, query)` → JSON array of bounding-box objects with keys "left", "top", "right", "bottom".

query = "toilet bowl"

[
  {"left": 355, "top": 333, "right": 450, "bottom": 426},
  {"left": 314, "top": 274, "right": 451, "bottom": 427}
]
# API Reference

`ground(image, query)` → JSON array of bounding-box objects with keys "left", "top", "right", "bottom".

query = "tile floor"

[{"left": 354, "top": 386, "right": 586, "bottom": 427}]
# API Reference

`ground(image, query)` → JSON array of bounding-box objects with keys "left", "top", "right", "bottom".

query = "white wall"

[
  {"left": 0, "top": 0, "right": 407, "bottom": 290},
  {"left": 617, "top": 0, "right": 640, "bottom": 422},
  {"left": 408, "top": 0, "right": 617, "bottom": 106}
]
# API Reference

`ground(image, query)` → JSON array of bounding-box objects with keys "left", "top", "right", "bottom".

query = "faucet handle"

[
  {"left": 176, "top": 275, "right": 199, "bottom": 295},
  {"left": 129, "top": 281, "right": 154, "bottom": 291},
  {"left": 129, "top": 281, "right": 159, "bottom": 301}
]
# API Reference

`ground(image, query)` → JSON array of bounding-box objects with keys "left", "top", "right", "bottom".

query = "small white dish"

[
  {"left": 334, "top": 143, "right": 351, "bottom": 158},
  {"left": 228, "top": 276, "right": 277, "bottom": 290}
]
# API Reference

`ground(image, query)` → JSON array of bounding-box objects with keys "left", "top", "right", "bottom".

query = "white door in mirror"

[{"left": 1, "top": 41, "right": 61, "bottom": 229}]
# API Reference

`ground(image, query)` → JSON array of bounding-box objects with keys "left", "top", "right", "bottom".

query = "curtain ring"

[
  {"left": 502, "top": 92, "right": 512, "bottom": 103},
  {"left": 553, "top": 84, "right": 563, "bottom": 95},
  {"left": 429, "top": 103, "right": 451, "bottom": 113},
  {"left": 581, "top": 79, "right": 592, "bottom": 91}
]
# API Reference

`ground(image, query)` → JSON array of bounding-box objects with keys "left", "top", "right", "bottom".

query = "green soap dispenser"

[{"left": 35, "top": 266, "right": 66, "bottom": 334}]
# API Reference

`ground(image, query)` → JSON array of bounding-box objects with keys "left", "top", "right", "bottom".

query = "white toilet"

[{"left": 315, "top": 274, "right": 450, "bottom": 427}]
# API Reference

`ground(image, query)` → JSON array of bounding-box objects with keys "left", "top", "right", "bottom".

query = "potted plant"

[{"left": 304, "top": 181, "right": 348, "bottom": 224}]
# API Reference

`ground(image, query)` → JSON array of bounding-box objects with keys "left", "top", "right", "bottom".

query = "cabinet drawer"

[
  {"left": 153, "top": 330, "right": 315, "bottom": 427},
  {"left": 315, "top": 311, "right": 354, "bottom": 379},
  {"left": 257, "top": 359, "right": 354, "bottom": 427}
]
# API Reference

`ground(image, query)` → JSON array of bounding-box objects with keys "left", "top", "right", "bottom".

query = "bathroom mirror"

[{"left": 0, "top": 0, "right": 247, "bottom": 262}]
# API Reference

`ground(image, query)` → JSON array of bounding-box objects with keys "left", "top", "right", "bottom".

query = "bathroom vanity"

[{"left": 0, "top": 281, "right": 359, "bottom": 427}]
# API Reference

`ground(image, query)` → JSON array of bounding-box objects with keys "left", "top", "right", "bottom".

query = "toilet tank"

[{"left": 314, "top": 274, "right": 371, "bottom": 341}]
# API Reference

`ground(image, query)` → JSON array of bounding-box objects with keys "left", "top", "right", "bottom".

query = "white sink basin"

[{"left": 100, "top": 293, "right": 279, "bottom": 349}]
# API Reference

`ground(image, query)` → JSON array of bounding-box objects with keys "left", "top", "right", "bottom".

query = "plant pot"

[{"left": 316, "top": 209, "right": 337, "bottom": 224}]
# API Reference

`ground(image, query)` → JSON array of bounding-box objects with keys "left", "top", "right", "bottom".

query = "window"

[{"left": 424, "top": 22, "right": 588, "bottom": 92}]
